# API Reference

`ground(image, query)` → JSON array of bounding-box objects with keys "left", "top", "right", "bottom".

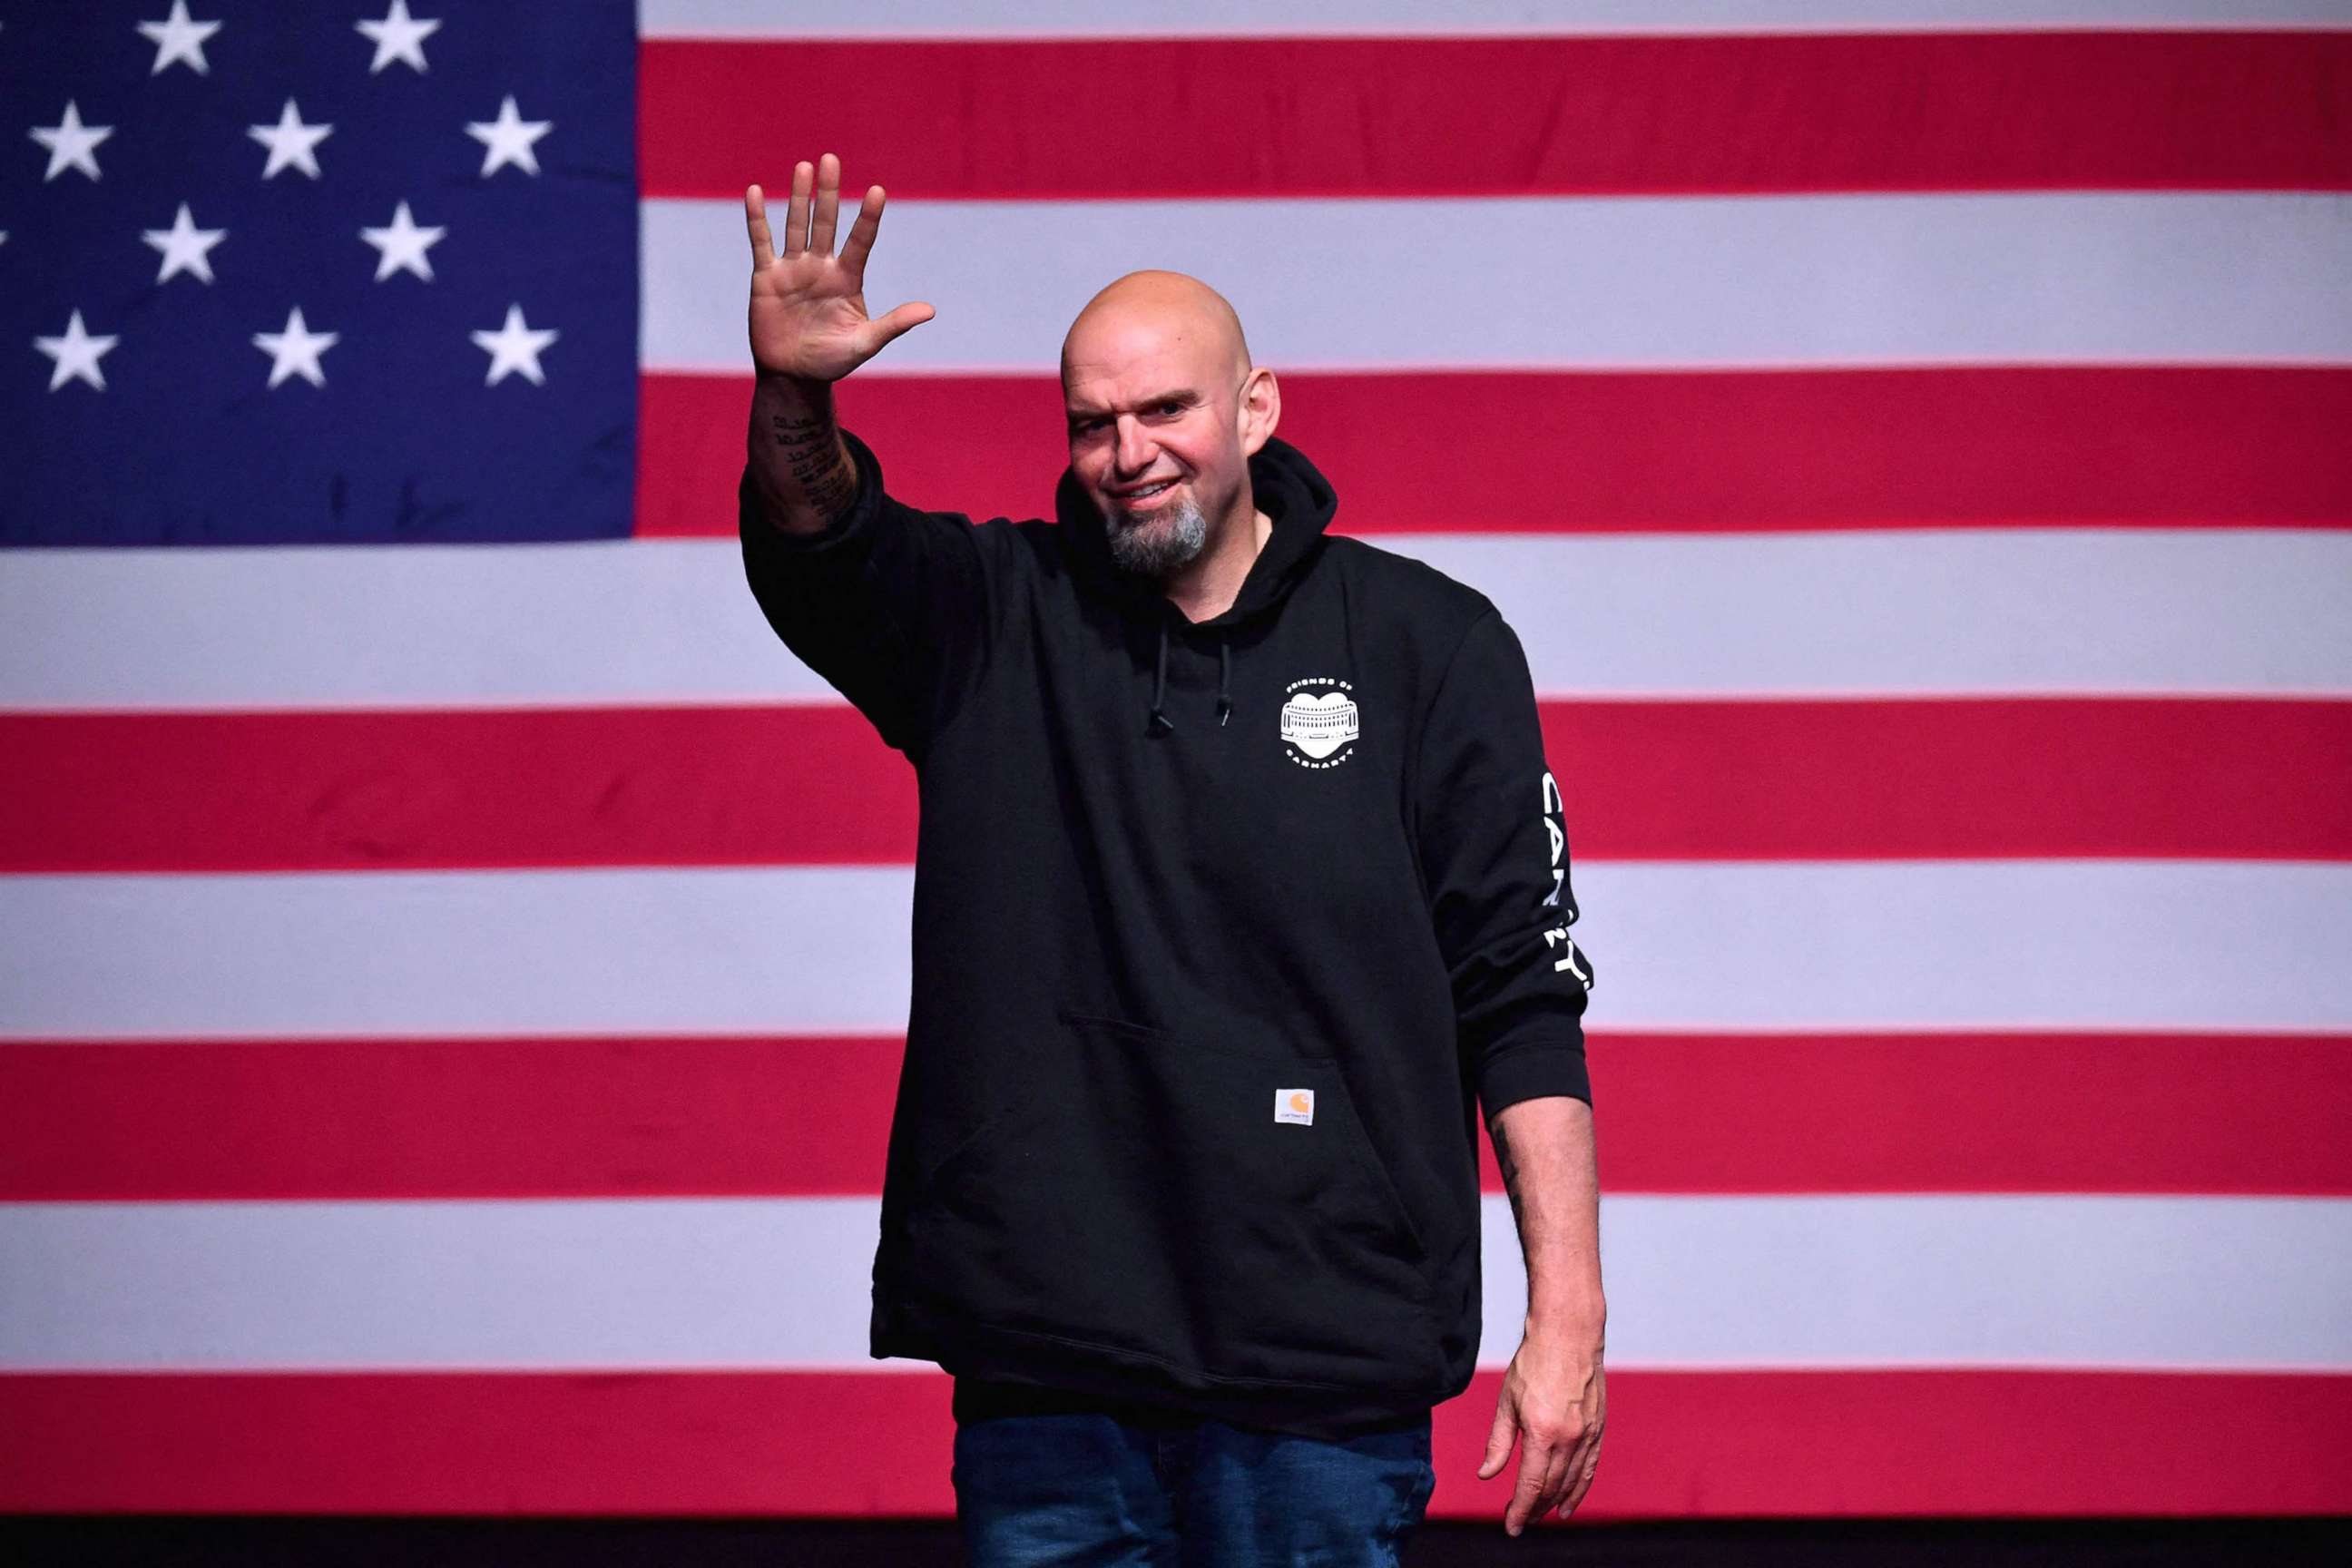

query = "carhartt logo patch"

[
  {"left": 1279, "top": 677, "right": 1358, "bottom": 768},
  {"left": 1274, "top": 1088, "right": 1315, "bottom": 1125}
]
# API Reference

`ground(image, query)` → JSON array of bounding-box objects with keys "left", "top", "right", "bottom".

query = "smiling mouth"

[{"left": 1111, "top": 479, "right": 1177, "bottom": 508}]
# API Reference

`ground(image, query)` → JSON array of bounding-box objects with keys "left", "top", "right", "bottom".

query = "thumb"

[
  {"left": 863, "top": 300, "right": 936, "bottom": 356},
  {"left": 1477, "top": 1393, "right": 1518, "bottom": 1479}
]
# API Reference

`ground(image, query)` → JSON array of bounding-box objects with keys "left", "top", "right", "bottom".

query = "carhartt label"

[{"left": 1274, "top": 1088, "right": 1315, "bottom": 1125}]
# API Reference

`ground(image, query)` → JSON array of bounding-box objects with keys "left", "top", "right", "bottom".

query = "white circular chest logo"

[{"left": 1279, "top": 676, "right": 1358, "bottom": 768}]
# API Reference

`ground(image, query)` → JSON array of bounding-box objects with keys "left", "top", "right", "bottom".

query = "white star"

[
  {"left": 466, "top": 95, "right": 550, "bottom": 178},
  {"left": 142, "top": 201, "right": 228, "bottom": 284},
  {"left": 248, "top": 99, "right": 331, "bottom": 180},
  {"left": 470, "top": 303, "right": 558, "bottom": 387},
  {"left": 31, "top": 102, "right": 113, "bottom": 182},
  {"left": 252, "top": 306, "right": 338, "bottom": 389},
  {"left": 356, "top": 1, "right": 440, "bottom": 74},
  {"left": 137, "top": 3, "right": 221, "bottom": 76},
  {"left": 34, "top": 310, "right": 120, "bottom": 392},
  {"left": 359, "top": 200, "right": 446, "bottom": 282}
]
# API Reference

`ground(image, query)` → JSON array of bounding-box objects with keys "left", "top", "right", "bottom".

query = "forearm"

[
  {"left": 1488, "top": 1093, "right": 1605, "bottom": 1338},
  {"left": 747, "top": 371, "right": 858, "bottom": 534}
]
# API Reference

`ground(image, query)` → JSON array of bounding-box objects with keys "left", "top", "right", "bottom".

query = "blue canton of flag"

[{"left": 1, "top": 1, "right": 638, "bottom": 544}]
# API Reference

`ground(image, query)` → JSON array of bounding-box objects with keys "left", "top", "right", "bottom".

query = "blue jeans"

[{"left": 952, "top": 1406, "right": 1436, "bottom": 1567}]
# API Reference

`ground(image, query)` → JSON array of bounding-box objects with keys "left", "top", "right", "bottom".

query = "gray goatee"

[{"left": 1104, "top": 488, "right": 1210, "bottom": 580}]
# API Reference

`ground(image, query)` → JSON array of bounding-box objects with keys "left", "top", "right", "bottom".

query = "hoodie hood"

[{"left": 1054, "top": 434, "right": 1340, "bottom": 734}]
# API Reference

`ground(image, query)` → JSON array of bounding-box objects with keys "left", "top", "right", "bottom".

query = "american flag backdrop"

[{"left": 3, "top": 0, "right": 2349, "bottom": 1519}]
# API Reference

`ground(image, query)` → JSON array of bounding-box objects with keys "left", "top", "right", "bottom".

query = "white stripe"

[
  {"left": 1417, "top": 528, "right": 2352, "bottom": 700},
  {"left": 644, "top": 194, "right": 2352, "bottom": 373},
  {"left": 2, "top": 862, "right": 2345, "bottom": 1038},
  {"left": 5, "top": 531, "right": 2345, "bottom": 710},
  {"left": 641, "top": 0, "right": 2352, "bottom": 39},
  {"left": 3, "top": 1194, "right": 2345, "bottom": 1369},
  {"left": 1592, "top": 860, "right": 2351, "bottom": 1032},
  {"left": 1491, "top": 1195, "right": 2352, "bottom": 1370},
  {"left": 0, "top": 867, "right": 913, "bottom": 1039},
  {"left": 0, "top": 539, "right": 811, "bottom": 711}
]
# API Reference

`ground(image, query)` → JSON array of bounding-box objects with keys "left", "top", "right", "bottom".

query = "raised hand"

[{"left": 745, "top": 152, "right": 935, "bottom": 383}]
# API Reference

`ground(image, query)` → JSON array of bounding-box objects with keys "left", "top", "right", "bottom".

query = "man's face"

[{"left": 1063, "top": 313, "right": 1246, "bottom": 580}]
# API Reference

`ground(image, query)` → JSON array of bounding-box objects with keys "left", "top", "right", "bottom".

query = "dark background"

[{"left": 6, "top": 1516, "right": 2351, "bottom": 1566}]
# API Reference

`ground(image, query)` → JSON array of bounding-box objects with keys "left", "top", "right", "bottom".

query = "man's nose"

[{"left": 1114, "top": 414, "right": 1155, "bottom": 474}]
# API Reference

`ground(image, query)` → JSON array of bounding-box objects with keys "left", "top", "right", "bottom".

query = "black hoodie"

[{"left": 739, "top": 427, "right": 1595, "bottom": 1438}]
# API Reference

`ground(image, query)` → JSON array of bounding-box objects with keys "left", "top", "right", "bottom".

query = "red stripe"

[
  {"left": 637, "top": 368, "right": 2352, "bottom": 539},
  {"left": 3, "top": 1368, "right": 2343, "bottom": 1514},
  {"left": 1538, "top": 1032, "right": 2352, "bottom": 1198},
  {"left": 0, "top": 1035, "right": 897, "bottom": 1201},
  {"left": 7, "top": 699, "right": 2346, "bottom": 874},
  {"left": 1562, "top": 698, "right": 2352, "bottom": 862},
  {"left": 0, "top": 706, "right": 921, "bottom": 873},
  {"left": 5, "top": 1032, "right": 2343, "bottom": 1201},
  {"left": 637, "top": 33, "right": 2352, "bottom": 200}
]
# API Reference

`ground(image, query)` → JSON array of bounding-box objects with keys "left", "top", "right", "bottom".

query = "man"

[{"left": 738, "top": 154, "right": 1607, "bottom": 1563}]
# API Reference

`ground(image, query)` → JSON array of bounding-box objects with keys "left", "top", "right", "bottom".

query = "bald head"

[
  {"left": 1059, "top": 269, "right": 1281, "bottom": 584},
  {"left": 1060, "top": 270, "right": 1252, "bottom": 394}
]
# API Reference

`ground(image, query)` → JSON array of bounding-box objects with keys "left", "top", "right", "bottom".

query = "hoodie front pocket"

[{"left": 904, "top": 1007, "right": 1442, "bottom": 1396}]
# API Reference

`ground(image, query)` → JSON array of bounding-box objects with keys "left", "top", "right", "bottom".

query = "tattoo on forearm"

[{"left": 769, "top": 409, "right": 857, "bottom": 520}]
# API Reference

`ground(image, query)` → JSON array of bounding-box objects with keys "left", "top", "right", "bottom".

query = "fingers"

[
  {"left": 773, "top": 156, "right": 877, "bottom": 267},
  {"left": 782, "top": 159, "right": 813, "bottom": 257},
  {"left": 837, "top": 185, "right": 887, "bottom": 275},
  {"left": 1504, "top": 1444, "right": 1553, "bottom": 1536},
  {"left": 864, "top": 300, "right": 937, "bottom": 355},
  {"left": 1558, "top": 1426, "right": 1604, "bottom": 1518},
  {"left": 1500, "top": 1415, "right": 1603, "bottom": 1534},
  {"left": 1476, "top": 1392, "right": 1517, "bottom": 1481},
  {"left": 1519, "top": 1421, "right": 1602, "bottom": 1530},
  {"left": 810, "top": 152, "right": 842, "bottom": 254},
  {"left": 1556, "top": 1370, "right": 1608, "bottom": 1520},
  {"left": 1542, "top": 1440, "right": 1575, "bottom": 1524},
  {"left": 744, "top": 184, "right": 774, "bottom": 270},
  {"left": 1511, "top": 1436, "right": 1584, "bottom": 1535}
]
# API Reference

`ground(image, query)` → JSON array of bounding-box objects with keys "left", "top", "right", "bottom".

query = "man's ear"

[{"left": 1238, "top": 367, "right": 1280, "bottom": 456}]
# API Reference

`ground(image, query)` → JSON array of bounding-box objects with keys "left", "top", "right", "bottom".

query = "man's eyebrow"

[{"left": 1065, "top": 389, "right": 1200, "bottom": 421}]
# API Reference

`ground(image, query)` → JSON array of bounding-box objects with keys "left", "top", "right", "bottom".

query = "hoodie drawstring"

[{"left": 1147, "top": 617, "right": 1236, "bottom": 734}]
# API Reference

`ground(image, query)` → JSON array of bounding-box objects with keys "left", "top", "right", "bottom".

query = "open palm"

[{"left": 745, "top": 152, "right": 934, "bottom": 382}]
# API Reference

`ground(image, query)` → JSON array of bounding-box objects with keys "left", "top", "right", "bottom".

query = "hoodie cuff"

[
  {"left": 740, "top": 426, "right": 884, "bottom": 554},
  {"left": 1475, "top": 1033, "right": 1593, "bottom": 1119}
]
